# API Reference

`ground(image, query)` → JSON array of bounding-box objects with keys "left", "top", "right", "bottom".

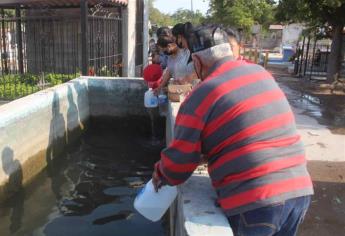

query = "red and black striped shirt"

[{"left": 156, "top": 58, "right": 313, "bottom": 216}]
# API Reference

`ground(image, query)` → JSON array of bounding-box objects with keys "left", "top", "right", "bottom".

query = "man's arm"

[{"left": 154, "top": 107, "right": 205, "bottom": 187}]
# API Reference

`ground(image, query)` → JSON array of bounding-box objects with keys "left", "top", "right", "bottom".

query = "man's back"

[{"left": 177, "top": 59, "right": 313, "bottom": 216}]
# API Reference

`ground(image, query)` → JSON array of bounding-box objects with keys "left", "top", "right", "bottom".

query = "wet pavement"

[
  {"left": 273, "top": 72, "right": 345, "bottom": 236},
  {"left": 0, "top": 116, "right": 167, "bottom": 236},
  {"left": 276, "top": 77, "right": 345, "bottom": 134}
]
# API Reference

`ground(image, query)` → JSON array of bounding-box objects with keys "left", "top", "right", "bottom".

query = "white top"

[{"left": 167, "top": 48, "right": 195, "bottom": 81}]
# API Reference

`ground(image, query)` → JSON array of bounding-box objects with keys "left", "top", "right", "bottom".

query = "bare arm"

[{"left": 154, "top": 68, "right": 171, "bottom": 95}]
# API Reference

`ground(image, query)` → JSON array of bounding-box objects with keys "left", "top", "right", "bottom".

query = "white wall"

[
  {"left": 282, "top": 23, "right": 305, "bottom": 47},
  {"left": 122, "top": 0, "right": 137, "bottom": 77}
]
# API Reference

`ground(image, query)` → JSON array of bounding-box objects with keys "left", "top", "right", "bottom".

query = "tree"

[
  {"left": 148, "top": 0, "right": 175, "bottom": 27},
  {"left": 148, "top": 1, "right": 207, "bottom": 33},
  {"left": 276, "top": 0, "right": 345, "bottom": 82},
  {"left": 171, "top": 9, "right": 206, "bottom": 26},
  {"left": 208, "top": 0, "right": 275, "bottom": 32}
]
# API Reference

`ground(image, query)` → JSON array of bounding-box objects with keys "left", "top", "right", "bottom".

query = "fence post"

[
  {"left": 1, "top": 9, "right": 8, "bottom": 74},
  {"left": 303, "top": 36, "right": 311, "bottom": 77},
  {"left": 264, "top": 52, "right": 268, "bottom": 68},
  {"left": 254, "top": 48, "right": 258, "bottom": 64},
  {"left": 80, "top": 0, "right": 89, "bottom": 76},
  {"left": 325, "top": 45, "right": 330, "bottom": 72},
  {"left": 298, "top": 36, "right": 306, "bottom": 77},
  {"left": 309, "top": 37, "right": 318, "bottom": 80},
  {"left": 16, "top": 7, "right": 24, "bottom": 74}
]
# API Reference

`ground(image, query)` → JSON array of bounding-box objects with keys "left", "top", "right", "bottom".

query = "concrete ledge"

[
  {"left": 0, "top": 79, "right": 89, "bottom": 201},
  {"left": 166, "top": 102, "right": 233, "bottom": 236},
  {"left": 0, "top": 77, "right": 151, "bottom": 202},
  {"left": 86, "top": 77, "right": 148, "bottom": 117}
]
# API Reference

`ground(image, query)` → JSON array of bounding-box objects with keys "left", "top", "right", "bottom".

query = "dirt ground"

[{"left": 269, "top": 67, "right": 345, "bottom": 236}]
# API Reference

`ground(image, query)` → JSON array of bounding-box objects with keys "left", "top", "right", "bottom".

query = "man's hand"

[
  {"left": 152, "top": 162, "right": 164, "bottom": 192},
  {"left": 153, "top": 86, "right": 161, "bottom": 96},
  {"left": 152, "top": 170, "right": 163, "bottom": 192}
]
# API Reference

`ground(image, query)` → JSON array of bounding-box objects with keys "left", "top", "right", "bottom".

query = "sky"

[{"left": 154, "top": 0, "right": 210, "bottom": 15}]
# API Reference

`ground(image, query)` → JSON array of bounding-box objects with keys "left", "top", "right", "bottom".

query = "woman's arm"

[{"left": 154, "top": 68, "right": 171, "bottom": 95}]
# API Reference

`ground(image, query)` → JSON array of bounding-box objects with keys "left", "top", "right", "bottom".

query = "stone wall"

[{"left": 87, "top": 77, "right": 148, "bottom": 117}]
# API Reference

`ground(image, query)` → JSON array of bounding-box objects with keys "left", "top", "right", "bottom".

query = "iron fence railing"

[
  {"left": 88, "top": 6, "right": 122, "bottom": 77},
  {"left": 0, "top": 5, "right": 123, "bottom": 101},
  {"left": 294, "top": 37, "right": 345, "bottom": 79}
]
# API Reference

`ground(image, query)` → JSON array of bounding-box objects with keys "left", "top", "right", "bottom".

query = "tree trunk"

[{"left": 327, "top": 24, "right": 344, "bottom": 83}]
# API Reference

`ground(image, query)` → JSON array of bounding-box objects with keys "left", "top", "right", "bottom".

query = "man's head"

[
  {"left": 187, "top": 25, "right": 234, "bottom": 80},
  {"left": 172, "top": 22, "right": 193, "bottom": 49},
  {"left": 157, "top": 36, "right": 178, "bottom": 56},
  {"left": 224, "top": 27, "right": 241, "bottom": 59}
]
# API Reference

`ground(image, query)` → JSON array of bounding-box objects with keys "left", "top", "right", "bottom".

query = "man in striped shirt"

[{"left": 152, "top": 25, "right": 313, "bottom": 236}]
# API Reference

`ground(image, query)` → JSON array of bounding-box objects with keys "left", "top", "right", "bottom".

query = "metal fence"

[
  {"left": 295, "top": 37, "right": 345, "bottom": 79},
  {"left": 89, "top": 6, "right": 122, "bottom": 77},
  {"left": 0, "top": 4, "right": 123, "bottom": 101}
]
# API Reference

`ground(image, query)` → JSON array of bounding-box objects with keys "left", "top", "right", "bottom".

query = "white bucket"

[{"left": 134, "top": 179, "right": 177, "bottom": 222}]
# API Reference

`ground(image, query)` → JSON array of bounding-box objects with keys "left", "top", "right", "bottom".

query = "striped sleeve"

[{"left": 157, "top": 106, "right": 205, "bottom": 185}]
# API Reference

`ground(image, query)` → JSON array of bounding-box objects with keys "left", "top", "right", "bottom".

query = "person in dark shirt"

[{"left": 152, "top": 25, "right": 313, "bottom": 236}]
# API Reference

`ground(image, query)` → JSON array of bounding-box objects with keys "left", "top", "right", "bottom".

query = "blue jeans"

[{"left": 228, "top": 196, "right": 311, "bottom": 236}]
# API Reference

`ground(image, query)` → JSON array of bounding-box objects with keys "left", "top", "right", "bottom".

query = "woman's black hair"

[
  {"left": 172, "top": 23, "right": 185, "bottom": 37},
  {"left": 157, "top": 36, "right": 175, "bottom": 48},
  {"left": 172, "top": 22, "right": 194, "bottom": 38}
]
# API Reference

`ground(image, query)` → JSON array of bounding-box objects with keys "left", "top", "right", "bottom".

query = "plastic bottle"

[
  {"left": 144, "top": 88, "right": 158, "bottom": 108},
  {"left": 158, "top": 92, "right": 168, "bottom": 116},
  {"left": 134, "top": 179, "right": 177, "bottom": 222}
]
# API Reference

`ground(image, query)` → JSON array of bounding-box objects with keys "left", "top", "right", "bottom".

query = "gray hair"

[{"left": 193, "top": 43, "right": 234, "bottom": 67}]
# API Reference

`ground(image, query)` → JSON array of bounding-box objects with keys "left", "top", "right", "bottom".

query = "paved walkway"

[{"left": 276, "top": 75, "right": 345, "bottom": 236}]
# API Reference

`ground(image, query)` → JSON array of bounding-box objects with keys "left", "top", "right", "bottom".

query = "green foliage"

[
  {"left": 0, "top": 77, "right": 39, "bottom": 100},
  {"left": 276, "top": 0, "right": 345, "bottom": 27},
  {"left": 171, "top": 9, "right": 206, "bottom": 26},
  {"left": 276, "top": 0, "right": 345, "bottom": 81},
  {"left": 208, "top": 0, "right": 275, "bottom": 32},
  {"left": 149, "top": 0, "right": 175, "bottom": 27},
  {"left": 149, "top": 0, "right": 206, "bottom": 28},
  {"left": 0, "top": 73, "right": 79, "bottom": 99},
  {"left": 4, "top": 10, "right": 15, "bottom": 17}
]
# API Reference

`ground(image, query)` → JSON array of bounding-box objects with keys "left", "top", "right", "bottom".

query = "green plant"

[{"left": 0, "top": 72, "right": 80, "bottom": 99}]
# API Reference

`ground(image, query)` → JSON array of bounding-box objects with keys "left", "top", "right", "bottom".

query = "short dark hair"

[
  {"left": 224, "top": 27, "right": 240, "bottom": 43},
  {"left": 157, "top": 27, "right": 172, "bottom": 37},
  {"left": 157, "top": 36, "right": 175, "bottom": 48},
  {"left": 187, "top": 25, "right": 229, "bottom": 53},
  {"left": 172, "top": 23, "right": 185, "bottom": 37},
  {"left": 172, "top": 22, "right": 193, "bottom": 38}
]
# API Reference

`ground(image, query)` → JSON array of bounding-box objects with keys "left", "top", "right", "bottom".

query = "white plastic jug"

[
  {"left": 144, "top": 88, "right": 158, "bottom": 108},
  {"left": 134, "top": 179, "right": 177, "bottom": 222}
]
